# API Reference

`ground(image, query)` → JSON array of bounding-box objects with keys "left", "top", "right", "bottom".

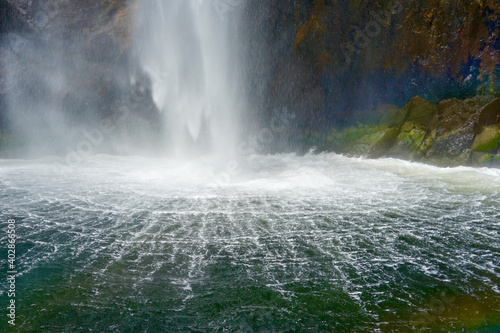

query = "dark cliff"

[
  {"left": 0, "top": 0, "right": 161, "bottom": 155},
  {"left": 243, "top": 0, "right": 500, "bottom": 164},
  {"left": 1, "top": 0, "right": 499, "bottom": 164}
]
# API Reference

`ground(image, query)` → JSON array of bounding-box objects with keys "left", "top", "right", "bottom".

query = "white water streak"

[{"left": 134, "top": 0, "right": 244, "bottom": 158}]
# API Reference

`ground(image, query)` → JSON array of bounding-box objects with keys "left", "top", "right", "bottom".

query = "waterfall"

[{"left": 134, "top": 0, "right": 244, "bottom": 158}]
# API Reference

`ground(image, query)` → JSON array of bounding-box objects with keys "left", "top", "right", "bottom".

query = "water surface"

[{"left": 1, "top": 153, "right": 499, "bottom": 332}]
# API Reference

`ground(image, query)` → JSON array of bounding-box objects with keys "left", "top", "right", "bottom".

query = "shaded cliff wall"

[
  {"left": 244, "top": 0, "right": 500, "bottom": 140},
  {"left": 1, "top": 0, "right": 499, "bottom": 159},
  {"left": 0, "top": 0, "right": 161, "bottom": 156}
]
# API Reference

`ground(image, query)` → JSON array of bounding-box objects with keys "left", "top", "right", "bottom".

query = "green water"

[{"left": 1, "top": 154, "right": 499, "bottom": 332}]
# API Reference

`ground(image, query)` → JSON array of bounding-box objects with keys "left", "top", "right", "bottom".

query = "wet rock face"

[
  {"left": 245, "top": 0, "right": 500, "bottom": 134},
  {"left": 421, "top": 97, "right": 493, "bottom": 161},
  {"left": 401, "top": 97, "right": 437, "bottom": 132},
  {"left": 476, "top": 99, "right": 500, "bottom": 132},
  {"left": 0, "top": 0, "right": 29, "bottom": 34},
  {"left": 435, "top": 97, "right": 492, "bottom": 138},
  {"left": 405, "top": 97, "right": 500, "bottom": 165},
  {"left": 0, "top": 0, "right": 163, "bottom": 155},
  {"left": 325, "top": 96, "right": 500, "bottom": 167},
  {"left": 1, "top": 0, "right": 132, "bottom": 108},
  {"left": 428, "top": 128, "right": 476, "bottom": 162},
  {"left": 369, "top": 128, "right": 401, "bottom": 158},
  {"left": 472, "top": 125, "right": 500, "bottom": 154}
]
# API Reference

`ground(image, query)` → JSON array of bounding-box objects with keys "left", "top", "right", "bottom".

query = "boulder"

[
  {"left": 400, "top": 96, "right": 437, "bottom": 131},
  {"left": 470, "top": 151, "right": 498, "bottom": 165},
  {"left": 428, "top": 128, "right": 475, "bottom": 163},
  {"left": 471, "top": 125, "right": 500, "bottom": 154},
  {"left": 422, "top": 96, "right": 498, "bottom": 164},
  {"left": 391, "top": 128, "right": 427, "bottom": 158},
  {"left": 386, "top": 96, "right": 437, "bottom": 159},
  {"left": 368, "top": 127, "right": 400, "bottom": 158},
  {"left": 435, "top": 96, "right": 495, "bottom": 138},
  {"left": 379, "top": 104, "right": 408, "bottom": 128},
  {"left": 326, "top": 95, "right": 500, "bottom": 167},
  {"left": 475, "top": 98, "right": 500, "bottom": 134}
]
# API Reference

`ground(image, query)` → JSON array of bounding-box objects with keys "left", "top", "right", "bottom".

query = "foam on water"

[
  {"left": 0, "top": 154, "right": 499, "bottom": 331},
  {"left": 12, "top": 152, "right": 499, "bottom": 192}
]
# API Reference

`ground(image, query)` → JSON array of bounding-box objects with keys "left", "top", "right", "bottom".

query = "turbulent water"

[{"left": 0, "top": 153, "right": 499, "bottom": 332}]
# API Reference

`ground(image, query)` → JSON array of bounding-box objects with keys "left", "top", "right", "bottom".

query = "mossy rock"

[
  {"left": 359, "top": 129, "right": 387, "bottom": 145},
  {"left": 476, "top": 98, "right": 500, "bottom": 132},
  {"left": 368, "top": 127, "right": 400, "bottom": 158},
  {"left": 324, "top": 95, "right": 500, "bottom": 165},
  {"left": 426, "top": 102, "right": 483, "bottom": 160},
  {"left": 469, "top": 151, "right": 497, "bottom": 165},
  {"left": 436, "top": 96, "right": 494, "bottom": 138},
  {"left": 421, "top": 96, "right": 496, "bottom": 161},
  {"left": 401, "top": 96, "right": 437, "bottom": 131},
  {"left": 344, "top": 127, "right": 367, "bottom": 142},
  {"left": 492, "top": 155, "right": 500, "bottom": 166},
  {"left": 394, "top": 129, "right": 426, "bottom": 155},
  {"left": 393, "top": 97, "right": 437, "bottom": 158},
  {"left": 377, "top": 104, "right": 407, "bottom": 128},
  {"left": 417, "top": 114, "right": 439, "bottom": 157},
  {"left": 349, "top": 143, "right": 371, "bottom": 155},
  {"left": 471, "top": 125, "right": 500, "bottom": 153},
  {"left": 427, "top": 127, "right": 476, "bottom": 159}
]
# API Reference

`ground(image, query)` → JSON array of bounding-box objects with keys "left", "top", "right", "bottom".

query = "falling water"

[
  {"left": 134, "top": 0, "right": 244, "bottom": 158},
  {"left": 1, "top": 1, "right": 500, "bottom": 332}
]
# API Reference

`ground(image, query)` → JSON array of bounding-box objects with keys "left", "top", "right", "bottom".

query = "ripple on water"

[{"left": 0, "top": 154, "right": 499, "bottom": 331}]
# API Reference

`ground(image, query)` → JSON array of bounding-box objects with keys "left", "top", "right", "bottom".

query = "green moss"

[
  {"left": 391, "top": 129, "right": 427, "bottom": 159},
  {"left": 402, "top": 96, "right": 437, "bottom": 131},
  {"left": 407, "top": 130, "right": 426, "bottom": 152},
  {"left": 324, "top": 124, "right": 391, "bottom": 155},
  {"left": 344, "top": 127, "right": 367, "bottom": 142},
  {"left": 364, "top": 125, "right": 388, "bottom": 135},
  {"left": 400, "top": 122, "right": 415, "bottom": 132},
  {"left": 470, "top": 151, "right": 496, "bottom": 165},
  {"left": 471, "top": 126, "right": 500, "bottom": 153},
  {"left": 435, "top": 127, "right": 462, "bottom": 141},
  {"left": 417, "top": 129, "right": 435, "bottom": 155},
  {"left": 369, "top": 128, "right": 400, "bottom": 157},
  {"left": 359, "top": 130, "right": 386, "bottom": 145}
]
